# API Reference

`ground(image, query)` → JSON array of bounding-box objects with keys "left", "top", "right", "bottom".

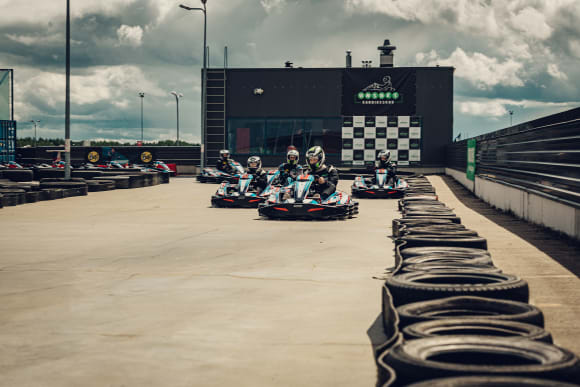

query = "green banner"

[
  {"left": 0, "top": 71, "right": 10, "bottom": 120},
  {"left": 466, "top": 138, "right": 476, "bottom": 181}
]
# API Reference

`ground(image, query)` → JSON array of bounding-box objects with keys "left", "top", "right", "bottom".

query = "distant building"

[{"left": 203, "top": 41, "right": 453, "bottom": 171}]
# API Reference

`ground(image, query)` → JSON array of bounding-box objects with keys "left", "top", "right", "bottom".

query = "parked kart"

[
  {"left": 140, "top": 160, "right": 176, "bottom": 176},
  {"left": 259, "top": 173, "right": 358, "bottom": 220},
  {"left": 211, "top": 170, "right": 281, "bottom": 208},
  {"left": 5, "top": 161, "right": 24, "bottom": 169},
  {"left": 351, "top": 169, "right": 408, "bottom": 198},
  {"left": 197, "top": 161, "right": 245, "bottom": 183}
]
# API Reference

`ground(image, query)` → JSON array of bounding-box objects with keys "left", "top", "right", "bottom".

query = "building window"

[{"left": 228, "top": 118, "right": 341, "bottom": 157}]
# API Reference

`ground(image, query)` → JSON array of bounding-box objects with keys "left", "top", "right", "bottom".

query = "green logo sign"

[
  {"left": 354, "top": 75, "right": 402, "bottom": 105},
  {"left": 467, "top": 138, "right": 476, "bottom": 181}
]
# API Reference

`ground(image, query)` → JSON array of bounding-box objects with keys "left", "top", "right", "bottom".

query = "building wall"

[
  {"left": 226, "top": 69, "right": 342, "bottom": 118},
  {"left": 415, "top": 68, "right": 454, "bottom": 167},
  {"left": 224, "top": 67, "right": 453, "bottom": 168}
]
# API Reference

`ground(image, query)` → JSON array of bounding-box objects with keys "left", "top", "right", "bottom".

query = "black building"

[{"left": 204, "top": 61, "right": 453, "bottom": 171}]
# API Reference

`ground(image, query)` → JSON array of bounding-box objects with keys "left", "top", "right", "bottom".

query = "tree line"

[{"left": 17, "top": 137, "right": 199, "bottom": 147}]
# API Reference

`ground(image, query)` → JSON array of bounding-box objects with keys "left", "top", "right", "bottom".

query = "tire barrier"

[
  {"left": 381, "top": 336, "right": 580, "bottom": 385},
  {"left": 2, "top": 169, "right": 34, "bottom": 182},
  {"left": 405, "top": 376, "right": 580, "bottom": 387},
  {"left": 376, "top": 175, "right": 580, "bottom": 386},
  {"left": 1, "top": 171, "right": 169, "bottom": 210},
  {"left": 402, "top": 318, "right": 553, "bottom": 343}
]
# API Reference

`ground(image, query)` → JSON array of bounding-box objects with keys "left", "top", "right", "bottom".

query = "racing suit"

[
  {"left": 248, "top": 168, "right": 268, "bottom": 193},
  {"left": 309, "top": 164, "right": 339, "bottom": 199},
  {"left": 216, "top": 158, "right": 236, "bottom": 174},
  {"left": 278, "top": 163, "right": 303, "bottom": 185},
  {"left": 375, "top": 160, "right": 397, "bottom": 184}
]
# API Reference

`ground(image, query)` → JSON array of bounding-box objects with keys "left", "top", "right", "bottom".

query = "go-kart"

[
  {"left": 197, "top": 161, "right": 245, "bottom": 183},
  {"left": 211, "top": 170, "right": 281, "bottom": 208},
  {"left": 351, "top": 169, "right": 408, "bottom": 198},
  {"left": 259, "top": 174, "right": 358, "bottom": 220},
  {"left": 140, "top": 160, "right": 176, "bottom": 176}
]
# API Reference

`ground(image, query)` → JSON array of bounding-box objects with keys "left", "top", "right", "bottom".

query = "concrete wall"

[
  {"left": 445, "top": 167, "right": 474, "bottom": 192},
  {"left": 445, "top": 168, "right": 580, "bottom": 241}
]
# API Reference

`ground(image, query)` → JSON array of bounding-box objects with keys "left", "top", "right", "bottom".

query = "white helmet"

[
  {"left": 378, "top": 150, "right": 391, "bottom": 163},
  {"left": 247, "top": 155, "right": 262, "bottom": 173},
  {"left": 219, "top": 149, "right": 230, "bottom": 160},
  {"left": 287, "top": 149, "right": 299, "bottom": 165}
]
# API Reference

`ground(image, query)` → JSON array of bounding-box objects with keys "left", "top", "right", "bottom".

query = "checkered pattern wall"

[{"left": 341, "top": 115, "right": 422, "bottom": 166}]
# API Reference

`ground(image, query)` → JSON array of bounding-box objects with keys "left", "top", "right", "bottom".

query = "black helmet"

[
  {"left": 287, "top": 149, "right": 299, "bottom": 165},
  {"left": 247, "top": 155, "right": 262, "bottom": 173},
  {"left": 378, "top": 150, "right": 391, "bottom": 163},
  {"left": 306, "top": 146, "right": 325, "bottom": 170},
  {"left": 219, "top": 149, "right": 230, "bottom": 160}
]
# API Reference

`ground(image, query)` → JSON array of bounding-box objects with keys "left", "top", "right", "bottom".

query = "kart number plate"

[{"left": 294, "top": 205, "right": 303, "bottom": 208}]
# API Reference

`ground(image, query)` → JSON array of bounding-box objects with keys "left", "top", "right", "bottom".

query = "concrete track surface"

[
  {"left": 1, "top": 177, "right": 579, "bottom": 386},
  {"left": 0, "top": 179, "right": 395, "bottom": 387}
]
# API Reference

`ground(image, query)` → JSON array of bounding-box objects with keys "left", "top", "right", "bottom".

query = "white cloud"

[
  {"left": 260, "top": 0, "right": 286, "bottom": 13},
  {"left": 547, "top": 63, "right": 568, "bottom": 80},
  {"left": 418, "top": 48, "right": 525, "bottom": 89},
  {"left": 459, "top": 100, "right": 508, "bottom": 117},
  {"left": 17, "top": 66, "right": 165, "bottom": 111},
  {"left": 116, "top": 25, "right": 143, "bottom": 47},
  {"left": 457, "top": 97, "right": 579, "bottom": 117},
  {"left": 510, "top": 7, "right": 552, "bottom": 40}
]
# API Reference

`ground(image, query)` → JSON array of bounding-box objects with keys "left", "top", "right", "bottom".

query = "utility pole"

[
  {"left": 139, "top": 92, "right": 145, "bottom": 142},
  {"left": 65, "top": 0, "right": 71, "bottom": 180}
]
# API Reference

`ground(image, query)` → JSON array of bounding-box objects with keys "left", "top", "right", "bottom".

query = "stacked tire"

[{"left": 378, "top": 176, "right": 580, "bottom": 386}]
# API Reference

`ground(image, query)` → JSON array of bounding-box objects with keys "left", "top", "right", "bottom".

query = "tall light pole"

[
  {"left": 179, "top": 0, "right": 207, "bottom": 168},
  {"left": 171, "top": 91, "right": 183, "bottom": 145},
  {"left": 30, "top": 120, "right": 40, "bottom": 147},
  {"left": 65, "top": 0, "right": 71, "bottom": 179},
  {"left": 509, "top": 110, "right": 514, "bottom": 126},
  {"left": 139, "top": 92, "right": 145, "bottom": 142}
]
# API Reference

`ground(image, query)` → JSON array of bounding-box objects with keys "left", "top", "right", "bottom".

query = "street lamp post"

[
  {"left": 179, "top": 0, "right": 207, "bottom": 168},
  {"left": 139, "top": 92, "right": 145, "bottom": 142},
  {"left": 509, "top": 110, "right": 514, "bottom": 126},
  {"left": 30, "top": 120, "right": 40, "bottom": 147},
  {"left": 65, "top": 0, "right": 71, "bottom": 180},
  {"left": 171, "top": 91, "right": 183, "bottom": 145}
]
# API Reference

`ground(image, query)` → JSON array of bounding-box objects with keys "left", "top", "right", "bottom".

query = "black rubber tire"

[
  {"left": 397, "top": 235, "right": 488, "bottom": 250},
  {"left": 383, "top": 336, "right": 580, "bottom": 385},
  {"left": 71, "top": 170, "right": 103, "bottom": 179},
  {"left": 39, "top": 181, "right": 88, "bottom": 190},
  {"left": 25, "top": 191, "right": 41, "bottom": 203},
  {"left": 403, "top": 318, "right": 553, "bottom": 343},
  {"left": 405, "top": 376, "right": 580, "bottom": 387},
  {"left": 2, "top": 169, "right": 34, "bottom": 182},
  {"left": 402, "top": 254, "right": 494, "bottom": 267},
  {"left": 93, "top": 176, "right": 130, "bottom": 189},
  {"left": 400, "top": 246, "right": 490, "bottom": 259},
  {"left": 159, "top": 172, "right": 170, "bottom": 184},
  {"left": 0, "top": 188, "right": 26, "bottom": 205},
  {"left": 62, "top": 186, "right": 88, "bottom": 197},
  {"left": 396, "top": 296, "right": 544, "bottom": 328},
  {"left": 40, "top": 188, "right": 64, "bottom": 200},
  {"left": 401, "top": 263, "right": 501, "bottom": 274},
  {"left": 0, "top": 193, "right": 3, "bottom": 208},
  {"left": 402, "top": 228, "right": 479, "bottom": 237},
  {"left": 40, "top": 178, "right": 86, "bottom": 183},
  {"left": 393, "top": 218, "right": 455, "bottom": 236},
  {"left": 386, "top": 272, "right": 528, "bottom": 306},
  {"left": 403, "top": 215, "right": 462, "bottom": 224}
]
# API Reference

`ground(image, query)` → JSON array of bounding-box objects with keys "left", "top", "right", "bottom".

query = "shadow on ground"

[{"left": 442, "top": 175, "right": 580, "bottom": 278}]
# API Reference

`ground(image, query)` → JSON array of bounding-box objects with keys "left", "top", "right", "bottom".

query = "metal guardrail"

[{"left": 447, "top": 109, "right": 580, "bottom": 206}]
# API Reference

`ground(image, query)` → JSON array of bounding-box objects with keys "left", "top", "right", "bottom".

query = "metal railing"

[{"left": 447, "top": 108, "right": 580, "bottom": 206}]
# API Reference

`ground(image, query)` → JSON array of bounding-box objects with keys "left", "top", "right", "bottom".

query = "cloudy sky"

[{"left": 2, "top": 0, "right": 580, "bottom": 142}]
